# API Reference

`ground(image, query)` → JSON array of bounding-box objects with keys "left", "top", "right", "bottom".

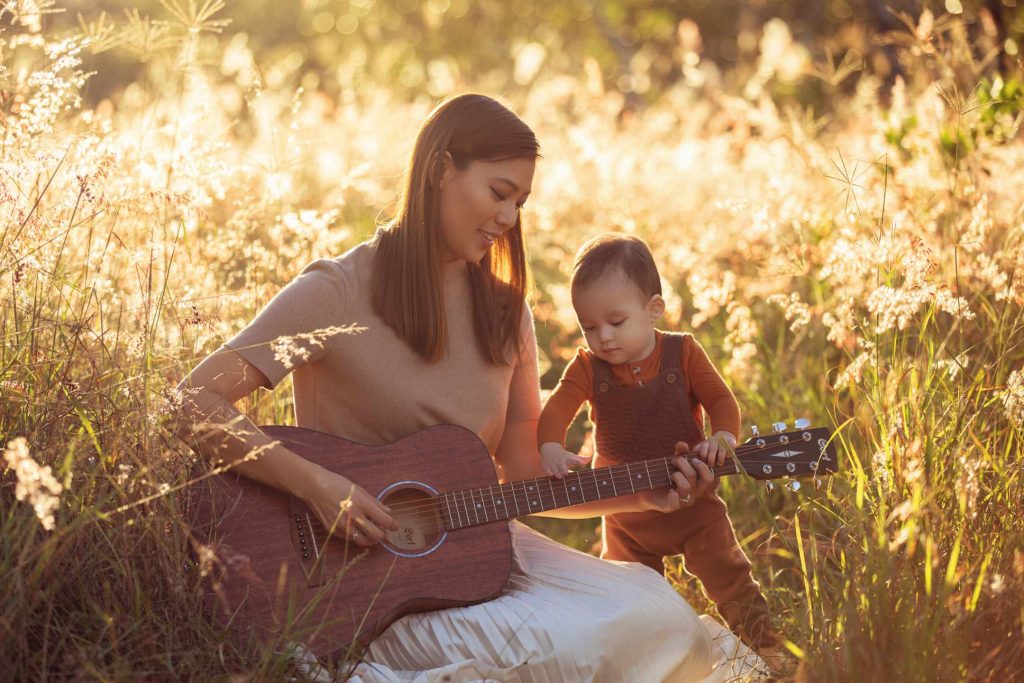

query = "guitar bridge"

[{"left": 289, "top": 497, "right": 327, "bottom": 588}]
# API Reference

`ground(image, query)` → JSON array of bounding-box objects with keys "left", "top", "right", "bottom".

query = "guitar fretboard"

[{"left": 437, "top": 457, "right": 734, "bottom": 530}]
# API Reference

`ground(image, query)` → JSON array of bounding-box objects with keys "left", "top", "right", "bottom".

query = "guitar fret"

[
  {"left": 487, "top": 485, "right": 498, "bottom": 521},
  {"left": 576, "top": 471, "right": 586, "bottom": 503},
  {"left": 643, "top": 460, "right": 652, "bottom": 490},
  {"left": 526, "top": 480, "right": 540, "bottom": 512},
  {"left": 474, "top": 488, "right": 485, "bottom": 523},
  {"left": 510, "top": 482, "right": 522, "bottom": 517},
  {"left": 610, "top": 465, "right": 618, "bottom": 496},
  {"left": 626, "top": 463, "right": 635, "bottom": 493},
  {"left": 562, "top": 477, "right": 571, "bottom": 508},
  {"left": 449, "top": 492, "right": 463, "bottom": 529},
  {"left": 496, "top": 484, "right": 509, "bottom": 519},
  {"left": 460, "top": 490, "right": 471, "bottom": 528},
  {"left": 442, "top": 493, "right": 454, "bottom": 529},
  {"left": 548, "top": 478, "right": 557, "bottom": 510},
  {"left": 661, "top": 458, "right": 673, "bottom": 487}
]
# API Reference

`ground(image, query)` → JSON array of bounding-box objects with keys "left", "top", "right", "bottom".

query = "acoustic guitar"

[{"left": 185, "top": 423, "right": 837, "bottom": 660}]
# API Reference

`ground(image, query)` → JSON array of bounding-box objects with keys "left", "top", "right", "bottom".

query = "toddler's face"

[{"left": 572, "top": 268, "right": 663, "bottom": 365}]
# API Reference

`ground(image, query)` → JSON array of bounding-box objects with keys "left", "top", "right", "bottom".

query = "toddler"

[{"left": 537, "top": 233, "right": 778, "bottom": 652}]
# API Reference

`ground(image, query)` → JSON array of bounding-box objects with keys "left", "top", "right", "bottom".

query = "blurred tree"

[{"left": 41, "top": 0, "right": 1024, "bottom": 111}]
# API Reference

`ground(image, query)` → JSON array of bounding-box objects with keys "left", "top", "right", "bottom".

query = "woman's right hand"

[{"left": 303, "top": 468, "right": 399, "bottom": 547}]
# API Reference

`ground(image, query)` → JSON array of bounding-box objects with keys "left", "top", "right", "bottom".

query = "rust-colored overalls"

[{"left": 591, "top": 333, "right": 775, "bottom": 648}]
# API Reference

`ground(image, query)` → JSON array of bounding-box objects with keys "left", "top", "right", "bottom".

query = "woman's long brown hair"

[{"left": 371, "top": 94, "right": 539, "bottom": 365}]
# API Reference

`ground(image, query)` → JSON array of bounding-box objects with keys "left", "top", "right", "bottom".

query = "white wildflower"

[
  {"left": 271, "top": 324, "right": 366, "bottom": 369},
  {"left": 767, "top": 292, "right": 812, "bottom": 332},
  {"left": 872, "top": 450, "right": 891, "bottom": 489},
  {"left": 1003, "top": 370, "right": 1024, "bottom": 427},
  {"left": 3, "top": 437, "right": 63, "bottom": 531},
  {"left": 934, "top": 353, "right": 968, "bottom": 381},
  {"left": 836, "top": 350, "right": 873, "bottom": 388},
  {"left": 688, "top": 271, "right": 736, "bottom": 328}
]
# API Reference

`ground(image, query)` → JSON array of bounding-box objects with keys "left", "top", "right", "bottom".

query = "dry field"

[{"left": 1, "top": 3, "right": 1022, "bottom": 680}]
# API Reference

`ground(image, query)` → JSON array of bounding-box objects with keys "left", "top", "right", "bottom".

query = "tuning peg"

[
  {"left": 772, "top": 421, "right": 787, "bottom": 433},
  {"left": 764, "top": 481, "right": 775, "bottom": 493},
  {"left": 749, "top": 424, "right": 759, "bottom": 437},
  {"left": 787, "top": 480, "right": 802, "bottom": 492},
  {"left": 794, "top": 417, "right": 810, "bottom": 429}
]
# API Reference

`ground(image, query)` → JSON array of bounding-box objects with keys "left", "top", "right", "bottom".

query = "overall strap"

[
  {"left": 589, "top": 352, "right": 616, "bottom": 396},
  {"left": 659, "top": 332, "right": 685, "bottom": 372}
]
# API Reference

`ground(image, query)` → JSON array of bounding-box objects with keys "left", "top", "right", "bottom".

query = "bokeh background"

[{"left": 2, "top": 0, "right": 1023, "bottom": 680}]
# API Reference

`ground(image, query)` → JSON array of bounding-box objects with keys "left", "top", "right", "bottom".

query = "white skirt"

[{"left": 325, "top": 522, "right": 766, "bottom": 682}]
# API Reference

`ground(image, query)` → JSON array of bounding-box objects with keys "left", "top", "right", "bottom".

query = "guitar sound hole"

[{"left": 380, "top": 486, "right": 444, "bottom": 555}]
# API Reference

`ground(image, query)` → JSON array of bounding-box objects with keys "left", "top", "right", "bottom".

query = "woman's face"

[{"left": 437, "top": 156, "right": 535, "bottom": 264}]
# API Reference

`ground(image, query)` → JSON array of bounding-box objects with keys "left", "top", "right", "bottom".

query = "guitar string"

[
  {"left": 370, "top": 443, "right": 831, "bottom": 518},
  {"left": 370, "top": 456, "right": 832, "bottom": 520},
  {"left": 309, "top": 456, "right": 832, "bottom": 529},
  {"left": 304, "top": 458, "right": 831, "bottom": 540}
]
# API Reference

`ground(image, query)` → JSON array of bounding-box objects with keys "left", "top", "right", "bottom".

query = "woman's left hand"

[{"left": 639, "top": 441, "right": 714, "bottom": 512}]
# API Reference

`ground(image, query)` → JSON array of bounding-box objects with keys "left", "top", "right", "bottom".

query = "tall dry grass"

[{"left": 1, "top": 2, "right": 1022, "bottom": 680}]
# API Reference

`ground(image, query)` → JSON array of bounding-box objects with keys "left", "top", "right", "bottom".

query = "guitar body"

[{"left": 186, "top": 424, "right": 512, "bottom": 659}]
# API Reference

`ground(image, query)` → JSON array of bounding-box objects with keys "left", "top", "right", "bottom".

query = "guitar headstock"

[{"left": 734, "top": 422, "right": 838, "bottom": 481}]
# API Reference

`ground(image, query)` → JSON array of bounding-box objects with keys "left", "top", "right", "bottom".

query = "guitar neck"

[{"left": 437, "top": 457, "right": 736, "bottom": 531}]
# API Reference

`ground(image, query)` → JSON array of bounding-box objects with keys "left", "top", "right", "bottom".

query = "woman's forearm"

[
  {"left": 530, "top": 493, "right": 649, "bottom": 519},
  {"left": 177, "top": 385, "right": 325, "bottom": 499}
]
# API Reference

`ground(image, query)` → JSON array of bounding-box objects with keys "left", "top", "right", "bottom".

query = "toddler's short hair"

[{"left": 571, "top": 233, "right": 662, "bottom": 299}]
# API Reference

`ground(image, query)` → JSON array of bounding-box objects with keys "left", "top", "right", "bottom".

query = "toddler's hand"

[
  {"left": 692, "top": 431, "right": 737, "bottom": 468},
  {"left": 540, "top": 442, "right": 592, "bottom": 479}
]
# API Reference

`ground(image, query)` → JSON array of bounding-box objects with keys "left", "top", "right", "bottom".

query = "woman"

[{"left": 178, "top": 94, "right": 763, "bottom": 682}]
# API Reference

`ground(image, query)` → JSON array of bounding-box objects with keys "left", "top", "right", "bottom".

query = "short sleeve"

[
  {"left": 224, "top": 259, "right": 347, "bottom": 389},
  {"left": 505, "top": 305, "right": 543, "bottom": 423}
]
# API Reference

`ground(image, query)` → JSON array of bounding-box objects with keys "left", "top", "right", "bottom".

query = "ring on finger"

[
  {"left": 351, "top": 529, "right": 361, "bottom": 540},
  {"left": 682, "top": 494, "right": 693, "bottom": 505}
]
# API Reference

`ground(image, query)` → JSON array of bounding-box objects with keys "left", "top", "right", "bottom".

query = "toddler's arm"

[
  {"left": 537, "top": 352, "right": 592, "bottom": 478},
  {"left": 684, "top": 337, "right": 741, "bottom": 468}
]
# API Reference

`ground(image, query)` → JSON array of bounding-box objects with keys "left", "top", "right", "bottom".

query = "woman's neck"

[{"left": 442, "top": 257, "right": 468, "bottom": 280}]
